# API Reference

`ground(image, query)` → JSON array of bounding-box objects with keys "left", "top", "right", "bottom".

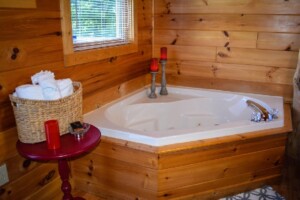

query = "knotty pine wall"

[
  {"left": 0, "top": 0, "right": 152, "bottom": 199},
  {"left": 0, "top": 0, "right": 300, "bottom": 199},
  {"left": 153, "top": 0, "right": 300, "bottom": 101}
]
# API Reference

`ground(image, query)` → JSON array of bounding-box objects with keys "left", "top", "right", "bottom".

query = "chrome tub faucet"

[{"left": 246, "top": 100, "right": 278, "bottom": 122}]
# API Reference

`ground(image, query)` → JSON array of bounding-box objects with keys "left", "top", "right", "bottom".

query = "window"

[
  {"left": 60, "top": 0, "right": 137, "bottom": 66},
  {"left": 71, "top": 0, "right": 134, "bottom": 51}
]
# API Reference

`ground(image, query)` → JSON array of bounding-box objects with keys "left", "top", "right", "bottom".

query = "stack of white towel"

[{"left": 14, "top": 71, "right": 74, "bottom": 100}]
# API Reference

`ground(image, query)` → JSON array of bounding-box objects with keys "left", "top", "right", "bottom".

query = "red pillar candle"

[
  {"left": 150, "top": 58, "right": 159, "bottom": 72},
  {"left": 44, "top": 120, "right": 61, "bottom": 149},
  {"left": 160, "top": 47, "right": 167, "bottom": 60}
]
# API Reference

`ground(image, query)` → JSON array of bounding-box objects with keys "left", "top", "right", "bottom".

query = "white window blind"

[{"left": 70, "top": 0, "right": 134, "bottom": 51}]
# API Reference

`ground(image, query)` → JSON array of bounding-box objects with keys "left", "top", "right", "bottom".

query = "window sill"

[{"left": 63, "top": 42, "right": 138, "bottom": 66}]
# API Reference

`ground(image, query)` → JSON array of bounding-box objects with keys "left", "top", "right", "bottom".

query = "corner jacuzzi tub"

[{"left": 84, "top": 86, "right": 284, "bottom": 146}]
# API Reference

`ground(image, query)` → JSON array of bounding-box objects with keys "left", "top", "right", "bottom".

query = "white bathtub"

[{"left": 84, "top": 86, "right": 284, "bottom": 146}]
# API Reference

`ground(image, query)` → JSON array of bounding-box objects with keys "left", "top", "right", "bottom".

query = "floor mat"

[{"left": 219, "top": 185, "right": 285, "bottom": 200}]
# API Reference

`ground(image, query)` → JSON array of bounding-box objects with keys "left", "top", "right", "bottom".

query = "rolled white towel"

[
  {"left": 57, "top": 78, "right": 73, "bottom": 98},
  {"left": 39, "top": 79, "right": 61, "bottom": 100},
  {"left": 15, "top": 84, "right": 44, "bottom": 100},
  {"left": 31, "top": 70, "right": 55, "bottom": 85}
]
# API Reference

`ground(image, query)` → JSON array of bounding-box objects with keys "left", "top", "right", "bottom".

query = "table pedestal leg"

[{"left": 58, "top": 159, "right": 84, "bottom": 200}]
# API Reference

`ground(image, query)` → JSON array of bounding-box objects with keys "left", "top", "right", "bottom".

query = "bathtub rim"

[{"left": 91, "top": 84, "right": 285, "bottom": 110}]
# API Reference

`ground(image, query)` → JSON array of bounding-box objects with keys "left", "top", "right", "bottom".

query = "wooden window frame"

[{"left": 60, "top": 0, "right": 138, "bottom": 66}]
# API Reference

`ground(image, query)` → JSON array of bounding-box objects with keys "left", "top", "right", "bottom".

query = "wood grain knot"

[
  {"left": 88, "top": 159, "right": 94, "bottom": 176},
  {"left": 22, "top": 159, "right": 31, "bottom": 169},
  {"left": 274, "top": 160, "right": 280, "bottom": 166},
  {"left": 166, "top": 2, "right": 171, "bottom": 14},
  {"left": 285, "top": 45, "right": 292, "bottom": 51},
  {"left": 11, "top": 47, "right": 20, "bottom": 60},
  {"left": 39, "top": 170, "right": 55, "bottom": 186},
  {"left": 177, "top": 69, "right": 181, "bottom": 75},
  {"left": 217, "top": 52, "right": 229, "bottom": 58},
  {"left": 109, "top": 56, "right": 117, "bottom": 63},
  {"left": 171, "top": 38, "right": 177, "bottom": 45},
  {"left": 11, "top": 54, "right": 17, "bottom": 60},
  {"left": 13, "top": 48, "right": 19, "bottom": 54},
  {"left": 211, "top": 65, "right": 218, "bottom": 77},
  {"left": 251, "top": 174, "right": 257, "bottom": 180},
  {"left": 223, "top": 31, "right": 229, "bottom": 37}
]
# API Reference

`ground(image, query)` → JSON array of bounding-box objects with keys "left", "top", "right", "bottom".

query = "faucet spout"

[{"left": 246, "top": 100, "right": 278, "bottom": 122}]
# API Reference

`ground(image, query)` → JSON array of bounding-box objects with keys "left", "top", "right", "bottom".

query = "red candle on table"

[
  {"left": 160, "top": 47, "right": 167, "bottom": 60},
  {"left": 150, "top": 58, "right": 159, "bottom": 72},
  {"left": 44, "top": 120, "right": 61, "bottom": 149}
]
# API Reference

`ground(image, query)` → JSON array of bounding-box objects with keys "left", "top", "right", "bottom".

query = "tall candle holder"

[
  {"left": 160, "top": 59, "right": 168, "bottom": 95},
  {"left": 149, "top": 72, "right": 158, "bottom": 98}
]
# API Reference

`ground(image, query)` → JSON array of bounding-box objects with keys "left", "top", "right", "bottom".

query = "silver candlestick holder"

[
  {"left": 149, "top": 71, "right": 158, "bottom": 98},
  {"left": 160, "top": 59, "right": 168, "bottom": 95}
]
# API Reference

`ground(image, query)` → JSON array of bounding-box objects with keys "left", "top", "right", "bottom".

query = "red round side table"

[{"left": 16, "top": 124, "right": 101, "bottom": 200}]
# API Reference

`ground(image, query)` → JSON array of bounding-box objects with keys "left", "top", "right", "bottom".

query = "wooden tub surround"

[{"left": 72, "top": 104, "right": 292, "bottom": 199}]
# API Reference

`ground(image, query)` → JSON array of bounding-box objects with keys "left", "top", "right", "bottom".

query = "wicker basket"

[{"left": 9, "top": 82, "right": 82, "bottom": 143}]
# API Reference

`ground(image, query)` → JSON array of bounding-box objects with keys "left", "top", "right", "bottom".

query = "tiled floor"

[{"left": 219, "top": 185, "right": 286, "bottom": 200}]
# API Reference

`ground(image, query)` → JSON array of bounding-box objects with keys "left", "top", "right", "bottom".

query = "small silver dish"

[{"left": 69, "top": 123, "right": 90, "bottom": 140}]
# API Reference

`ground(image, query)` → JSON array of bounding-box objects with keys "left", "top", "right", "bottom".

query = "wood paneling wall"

[
  {"left": 153, "top": 0, "right": 300, "bottom": 101},
  {"left": 1, "top": 0, "right": 299, "bottom": 199},
  {"left": 0, "top": 0, "right": 152, "bottom": 199}
]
